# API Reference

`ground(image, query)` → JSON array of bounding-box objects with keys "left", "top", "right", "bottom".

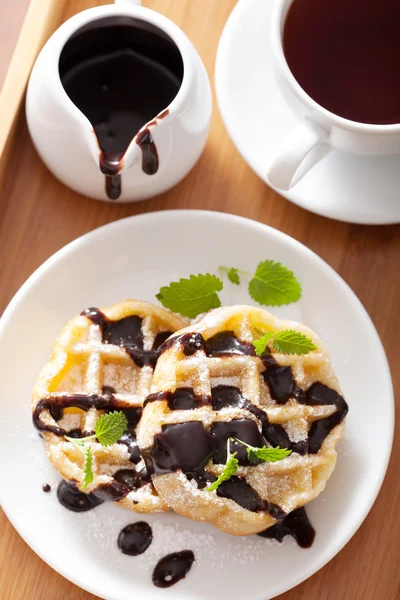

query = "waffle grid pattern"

[
  {"left": 32, "top": 300, "right": 187, "bottom": 513},
  {"left": 138, "top": 306, "right": 344, "bottom": 534}
]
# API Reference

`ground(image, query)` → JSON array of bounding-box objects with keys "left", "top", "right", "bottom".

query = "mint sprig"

[
  {"left": 232, "top": 437, "right": 292, "bottom": 463},
  {"left": 220, "top": 260, "right": 301, "bottom": 306},
  {"left": 65, "top": 411, "right": 128, "bottom": 490},
  {"left": 207, "top": 439, "right": 238, "bottom": 492},
  {"left": 157, "top": 260, "right": 302, "bottom": 319},
  {"left": 156, "top": 274, "right": 223, "bottom": 318}
]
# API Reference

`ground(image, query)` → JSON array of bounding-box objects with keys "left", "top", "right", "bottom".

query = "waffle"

[
  {"left": 138, "top": 305, "right": 348, "bottom": 535},
  {"left": 32, "top": 299, "right": 187, "bottom": 512}
]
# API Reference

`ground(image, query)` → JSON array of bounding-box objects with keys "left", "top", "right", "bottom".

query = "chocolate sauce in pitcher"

[{"left": 59, "top": 17, "right": 183, "bottom": 199}]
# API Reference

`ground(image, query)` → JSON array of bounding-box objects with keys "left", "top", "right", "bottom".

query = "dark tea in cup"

[{"left": 283, "top": 0, "right": 400, "bottom": 124}]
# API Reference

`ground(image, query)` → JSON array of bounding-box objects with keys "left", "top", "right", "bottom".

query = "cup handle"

[
  {"left": 267, "top": 120, "right": 329, "bottom": 191},
  {"left": 114, "top": 0, "right": 142, "bottom": 5}
]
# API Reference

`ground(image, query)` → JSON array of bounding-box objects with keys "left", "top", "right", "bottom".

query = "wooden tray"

[{"left": 0, "top": 1, "right": 399, "bottom": 599}]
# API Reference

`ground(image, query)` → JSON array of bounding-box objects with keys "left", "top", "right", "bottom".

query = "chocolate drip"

[
  {"left": 186, "top": 471, "right": 217, "bottom": 490},
  {"left": 115, "top": 407, "right": 142, "bottom": 428},
  {"left": 57, "top": 480, "right": 104, "bottom": 512},
  {"left": 118, "top": 431, "right": 141, "bottom": 463},
  {"left": 136, "top": 128, "right": 158, "bottom": 175},
  {"left": 145, "top": 388, "right": 209, "bottom": 410},
  {"left": 153, "top": 331, "right": 173, "bottom": 349},
  {"left": 160, "top": 332, "right": 206, "bottom": 356},
  {"left": 205, "top": 331, "right": 254, "bottom": 357},
  {"left": 66, "top": 428, "right": 86, "bottom": 439},
  {"left": 216, "top": 477, "right": 285, "bottom": 519},
  {"left": 211, "top": 419, "right": 264, "bottom": 465},
  {"left": 210, "top": 386, "right": 305, "bottom": 455},
  {"left": 306, "top": 383, "right": 348, "bottom": 453},
  {"left": 95, "top": 480, "right": 131, "bottom": 502},
  {"left": 264, "top": 366, "right": 295, "bottom": 404},
  {"left": 114, "top": 469, "right": 143, "bottom": 490},
  {"left": 258, "top": 507, "right": 315, "bottom": 548},
  {"left": 118, "top": 522, "right": 153, "bottom": 556},
  {"left": 102, "top": 385, "right": 116, "bottom": 395},
  {"left": 48, "top": 404, "right": 63, "bottom": 422},
  {"left": 216, "top": 476, "right": 263, "bottom": 511},
  {"left": 152, "top": 551, "right": 195, "bottom": 588},
  {"left": 105, "top": 174, "right": 122, "bottom": 200},
  {"left": 151, "top": 422, "right": 212, "bottom": 475},
  {"left": 211, "top": 385, "right": 247, "bottom": 410},
  {"left": 42, "top": 483, "right": 51, "bottom": 493},
  {"left": 81, "top": 307, "right": 169, "bottom": 368},
  {"left": 168, "top": 388, "right": 199, "bottom": 410},
  {"left": 33, "top": 393, "right": 137, "bottom": 436},
  {"left": 243, "top": 399, "right": 308, "bottom": 455},
  {"left": 101, "top": 314, "right": 144, "bottom": 348}
]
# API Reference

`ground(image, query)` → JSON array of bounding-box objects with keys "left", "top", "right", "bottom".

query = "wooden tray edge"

[{"left": 0, "top": 0, "right": 67, "bottom": 183}]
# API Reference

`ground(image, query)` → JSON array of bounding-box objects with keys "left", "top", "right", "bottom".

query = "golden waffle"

[
  {"left": 138, "top": 305, "right": 348, "bottom": 534},
  {"left": 32, "top": 299, "right": 187, "bottom": 512}
]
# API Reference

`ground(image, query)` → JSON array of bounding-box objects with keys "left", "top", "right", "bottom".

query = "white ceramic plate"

[
  {"left": 215, "top": 0, "right": 400, "bottom": 225},
  {"left": 0, "top": 210, "right": 393, "bottom": 600}
]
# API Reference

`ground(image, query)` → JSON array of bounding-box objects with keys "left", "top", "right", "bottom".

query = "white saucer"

[
  {"left": 0, "top": 211, "right": 393, "bottom": 599},
  {"left": 215, "top": 0, "right": 400, "bottom": 225}
]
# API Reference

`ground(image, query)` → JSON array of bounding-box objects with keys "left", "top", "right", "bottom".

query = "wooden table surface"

[{"left": 0, "top": 1, "right": 399, "bottom": 599}]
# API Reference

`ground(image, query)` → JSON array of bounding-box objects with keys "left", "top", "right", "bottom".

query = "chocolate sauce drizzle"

[
  {"left": 152, "top": 550, "right": 195, "bottom": 588},
  {"left": 258, "top": 507, "right": 316, "bottom": 548},
  {"left": 33, "top": 393, "right": 140, "bottom": 436},
  {"left": 144, "top": 388, "right": 209, "bottom": 410},
  {"left": 306, "top": 382, "right": 348, "bottom": 453},
  {"left": 118, "top": 522, "right": 153, "bottom": 555},
  {"left": 81, "top": 307, "right": 172, "bottom": 368},
  {"left": 147, "top": 328, "right": 348, "bottom": 516},
  {"left": 42, "top": 483, "right": 51, "bottom": 493}
]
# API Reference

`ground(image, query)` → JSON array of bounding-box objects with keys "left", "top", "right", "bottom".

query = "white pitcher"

[{"left": 26, "top": 0, "right": 212, "bottom": 202}]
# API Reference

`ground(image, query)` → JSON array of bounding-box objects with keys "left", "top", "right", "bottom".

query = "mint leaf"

[
  {"left": 232, "top": 437, "right": 292, "bottom": 463},
  {"left": 272, "top": 330, "right": 317, "bottom": 355},
  {"left": 81, "top": 448, "right": 94, "bottom": 489},
  {"left": 248, "top": 260, "right": 301, "bottom": 306},
  {"left": 252, "top": 332, "right": 274, "bottom": 356},
  {"left": 227, "top": 268, "right": 240, "bottom": 285},
  {"left": 219, "top": 266, "right": 241, "bottom": 284},
  {"left": 207, "top": 440, "right": 238, "bottom": 492},
  {"left": 247, "top": 446, "right": 292, "bottom": 463},
  {"left": 95, "top": 411, "right": 128, "bottom": 446},
  {"left": 156, "top": 274, "right": 223, "bottom": 318}
]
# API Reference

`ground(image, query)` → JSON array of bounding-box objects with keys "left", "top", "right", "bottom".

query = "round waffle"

[
  {"left": 32, "top": 299, "right": 187, "bottom": 512},
  {"left": 138, "top": 305, "right": 348, "bottom": 535}
]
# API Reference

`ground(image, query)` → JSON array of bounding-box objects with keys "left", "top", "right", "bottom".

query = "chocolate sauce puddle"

[
  {"left": 118, "top": 522, "right": 152, "bottom": 555},
  {"left": 57, "top": 480, "right": 104, "bottom": 512},
  {"left": 258, "top": 507, "right": 315, "bottom": 548},
  {"left": 152, "top": 551, "right": 195, "bottom": 588}
]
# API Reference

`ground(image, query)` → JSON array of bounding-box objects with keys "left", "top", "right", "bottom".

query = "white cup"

[{"left": 267, "top": 0, "right": 400, "bottom": 191}]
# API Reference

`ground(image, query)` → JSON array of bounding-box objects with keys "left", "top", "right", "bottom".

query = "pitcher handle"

[{"left": 267, "top": 120, "right": 329, "bottom": 191}]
